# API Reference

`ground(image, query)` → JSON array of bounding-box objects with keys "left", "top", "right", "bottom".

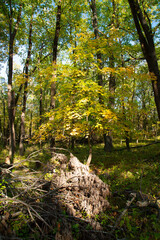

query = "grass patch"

[{"left": 71, "top": 141, "right": 160, "bottom": 239}]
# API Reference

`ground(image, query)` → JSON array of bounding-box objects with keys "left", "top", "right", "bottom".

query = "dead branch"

[
  {"left": 0, "top": 197, "right": 52, "bottom": 231},
  {"left": 111, "top": 193, "right": 137, "bottom": 233}
]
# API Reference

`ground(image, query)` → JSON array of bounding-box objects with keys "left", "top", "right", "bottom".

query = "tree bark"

[
  {"left": 128, "top": 0, "right": 160, "bottom": 120},
  {"left": 39, "top": 87, "right": 43, "bottom": 124},
  {"left": 121, "top": 54, "right": 130, "bottom": 150},
  {"left": 90, "top": 0, "right": 115, "bottom": 153},
  {"left": 0, "top": 118, "right": 1, "bottom": 144},
  {"left": 8, "top": 34, "right": 15, "bottom": 162},
  {"left": 103, "top": 133, "right": 113, "bottom": 152},
  {"left": 1, "top": 89, "right": 6, "bottom": 146},
  {"left": 89, "top": 0, "right": 109, "bottom": 154},
  {"left": 86, "top": 134, "right": 92, "bottom": 167},
  {"left": 105, "top": 53, "right": 116, "bottom": 152},
  {"left": 50, "top": 1, "right": 62, "bottom": 148},
  {"left": 105, "top": 0, "right": 117, "bottom": 152},
  {"left": 7, "top": 2, "right": 22, "bottom": 162},
  {"left": 109, "top": 54, "right": 116, "bottom": 109},
  {"left": 29, "top": 112, "right": 33, "bottom": 139},
  {"left": 89, "top": 0, "right": 103, "bottom": 89},
  {"left": 19, "top": 15, "right": 33, "bottom": 155}
]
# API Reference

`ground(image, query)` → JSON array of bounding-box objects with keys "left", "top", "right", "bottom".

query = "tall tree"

[
  {"left": 19, "top": 9, "right": 33, "bottom": 155},
  {"left": 128, "top": 0, "right": 160, "bottom": 120},
  {"left": 0, "top": 79, "right": 7, "bottom": 146},
  {"left": 50, "top": 0, "right": 62, "bottom": 148},
  {"left": 108, "top": 0, "right": 117, "bottom": 109},
  {"left": 89, "top": 0, "right": 111, "bottom": 154},
  {"left": 88, "top": 0, "right": 103, "bottom": 96},
  {"left": 1, "top": 0, "right": 22, "bottom": 161},
  {"left": 88, "top": 0, "right": 101, "bottom": 161}
]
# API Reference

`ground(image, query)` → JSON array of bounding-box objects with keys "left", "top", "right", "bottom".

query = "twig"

[
  {"left": 111, "top": 193, "right": 136, "bottom": 233},
  {"left": 0, "top": 197, "right": 53, "bottom": 230}
]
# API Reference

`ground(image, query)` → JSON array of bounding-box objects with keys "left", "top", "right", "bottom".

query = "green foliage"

[
  {"left": 0, "top": 179, "right": 7, "bottom": 195},
  {"left": 72, "top": 223, "right": 80, "bottom": 240},
  {"left": 33, "top": 61, "right": 117, "bottom": 144},
  {"left": 11, "top": 213, "right": 29, "bottom": 237},
  {"left": 0, "top": 0, "right": 160, "bottom": 237}
]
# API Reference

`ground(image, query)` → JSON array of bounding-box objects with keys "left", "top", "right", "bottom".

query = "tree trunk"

[
  {"left": 19, "top": 16, "right": 33, "bottom": 156},
  {"left": 105, "top": 0, "right": 117, "bottom": 152},
  {"left": 108, "top": 0, "right": 117, "bottom": 109},
  {"left": 19, "top": 81, "right": 27, "bottom": 156},
  {"left": 90, "top": 0, "right": 109, "bottom": 154},
  {"left": 8, "top": 37, "right": 16, "bottom": 162},
  {"left": 0, "top": 118, "right": 2, "bottom": 144},
  {"left": 86, "top": 135, "right": 92, "bottom": 167},
  {"left": 37, "top": 55, "right": 43, "bottom": 128},
  {"left": 121, "top": 54, "right": 130, "bottom": 150},
  {"left": 70, "top": 137, "right": 75, "bottom": 150},
  {"left": 104, "top": 54, "right": 116, "bottom": 152},
  {"left": 29, "top": 112, "right": 32, "bottom": 139},
  {"left": 40, "top": 87, "right": 43, "bottom": 126},
  {"left": 7, "top": 2, "right": 22, "bottom": 162},
  {"left": 123, "top": 103, "right": 130, "bottom": 151},
  {"left": 50, "top": 1, "right": 62, "bottom": 148},
  {"left": 89, "top": 0, "right": 103, "bottom": 89},
  {"left": 103, "top": 133, "right": 113, "bottom": 152},
  {"left": 125, "top": 136, "right": 130, "bottom": 151},
  {"left": 109, "top": 54, "right": 116, "bottom": 109},
  {"left": 128, "top": 0, "right": 160, "bottom": 120},
  {"left": 1, "top": 90, "right": 6, "bottom": 146}
]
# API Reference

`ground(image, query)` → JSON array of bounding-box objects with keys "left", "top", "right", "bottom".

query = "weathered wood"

[{"left": 49, "top": 152, "right": 110, "bottom": 229}]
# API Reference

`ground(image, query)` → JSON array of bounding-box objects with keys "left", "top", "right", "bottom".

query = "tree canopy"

[{"left": 0, "top": 0, "right": 160, "bottom": 159}]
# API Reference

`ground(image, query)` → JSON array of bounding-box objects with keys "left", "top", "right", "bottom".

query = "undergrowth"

[
  {"left": 73, "top": 141, "right": 160, "bottom": 239},
  {"left": 0, "top": 140, "right": 159, "bottom": 239}
]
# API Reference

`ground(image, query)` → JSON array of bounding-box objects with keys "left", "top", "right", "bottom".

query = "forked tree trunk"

[{"left": 128, "top": 0, "right": 160, "bottom": 120}]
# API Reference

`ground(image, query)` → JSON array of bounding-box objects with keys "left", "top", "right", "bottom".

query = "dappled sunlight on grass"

[{"left": 73, "top": 141, "right": 160, "bottom": 199}]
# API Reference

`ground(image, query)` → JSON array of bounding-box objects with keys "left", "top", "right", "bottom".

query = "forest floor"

[{"left": 0, "top": 140, "right": 160, "bottom": 240}]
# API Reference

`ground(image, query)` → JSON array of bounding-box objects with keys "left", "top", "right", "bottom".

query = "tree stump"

[{"left": 49, "top": 153, "right": 110, "bottom": 230}]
